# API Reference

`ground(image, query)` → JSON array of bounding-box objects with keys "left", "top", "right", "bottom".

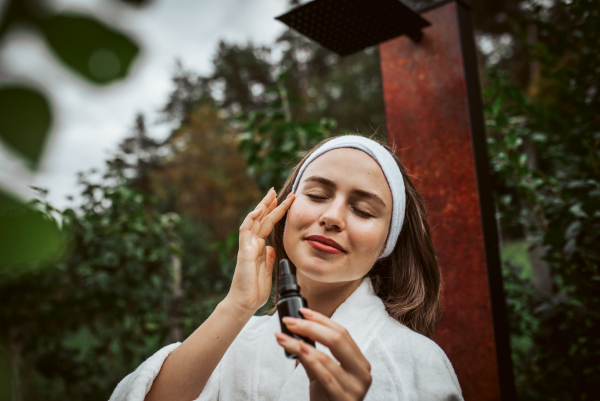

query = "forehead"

[{"left": 300, "top": 148, "right": 391, "bottom": 196}]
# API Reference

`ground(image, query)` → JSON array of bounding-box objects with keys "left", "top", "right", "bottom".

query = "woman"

[{"left": 110, "top": 135, "right": 463, "bottom": 401}]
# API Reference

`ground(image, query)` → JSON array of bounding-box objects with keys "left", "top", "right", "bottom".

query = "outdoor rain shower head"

[{"left": 275, "top": 0, "right": 431, "bottom": 57}]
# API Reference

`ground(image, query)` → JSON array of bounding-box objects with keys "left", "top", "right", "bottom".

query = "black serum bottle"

[{"left": 277, "top": 258, "right": 315, "bottom": 359}]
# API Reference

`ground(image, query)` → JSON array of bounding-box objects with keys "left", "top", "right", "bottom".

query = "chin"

[{"left": 292, "top": 252, "right": 347, "bottom": 283}]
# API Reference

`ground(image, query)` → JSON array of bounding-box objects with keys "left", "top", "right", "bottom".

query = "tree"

[
  {"left": 0, "top": 0, "right": 144, "bottom": 271},
  {"left": 484, "top": 1, "right": 600, "bottom": 398},
  {"left": 151, "top": 101, "right": 262, "bottom": 240},
  {"left": 0, "top": 179, "right": 180, "bottom": 401}
]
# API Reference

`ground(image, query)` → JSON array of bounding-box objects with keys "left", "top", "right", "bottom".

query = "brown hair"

[{"left": 268, "top": 135, "right": 442, "bottom": 339}]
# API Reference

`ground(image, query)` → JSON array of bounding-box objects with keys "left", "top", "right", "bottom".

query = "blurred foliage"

[
  {"left": 161, "top": 37, "right": 385, "bottom": 137},
  {"left": 484, "top": 0, "right": 600, "bottom": 398},
  {"left": 0, "top": 2, "right": 144, "bottom": 396},
  {"left": 41, "top": 13, "right": 138, "bottom": 84},
  {"left": 0, "top": 0, "right": 142, "bottom": 275},
  {"left": 0, "top": 189, "right": 63, "bottom": 269},
  {"left": 0, "top": 86, "right": 51, "bottom": 169},
  {"left": 0, "top": 0, "right": 141, "bottom": 166},
  {"left": 0, "top": 180, "right": 177, "bottom": 400},
  {"left": 0, "top": 0, "right": 143, "bottom": 325},
  {"left": 235, "top": 70, "right": 337, "bottom": 192},
  {"left": 501, "top": 260, "right": 538, "bottom": 395},
  {"left": 0, "top": 0, "right": 143, "bottom": 83},
  {"left": 151, "top": 102, "right": 262, "bottom": 240},
  {"left": 0, "top": 173, "right": 229, "bottom": 400},
  {"left": 501, "top": 241, "right": 533, "bottom": 279}
]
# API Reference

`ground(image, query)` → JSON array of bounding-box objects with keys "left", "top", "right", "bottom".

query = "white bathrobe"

[{"left": 109, "top": 278, "right": 463, "bottom": 401}]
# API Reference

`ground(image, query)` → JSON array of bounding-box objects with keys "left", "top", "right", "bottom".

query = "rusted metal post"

[{"left": 380, "top": 1, "right": 515, "bottom": 400}]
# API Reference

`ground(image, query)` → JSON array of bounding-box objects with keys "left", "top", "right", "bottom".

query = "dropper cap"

[{"left": 278, "top": 259, "right": 301, "bottom": 298}]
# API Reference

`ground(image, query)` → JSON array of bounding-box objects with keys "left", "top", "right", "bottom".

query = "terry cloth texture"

[
  {"left": 109, "top": 278, "right": 463, "bottom": 401},
  {"left": 291, "top": 135, "right": 406, "bottom": 259}
]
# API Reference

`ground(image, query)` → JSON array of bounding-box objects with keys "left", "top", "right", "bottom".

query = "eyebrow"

[{"left": 303, "top": 175, "right": 387, "bottom": 208}]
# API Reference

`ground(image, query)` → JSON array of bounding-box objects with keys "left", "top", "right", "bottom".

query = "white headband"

[{"left": 291, "top": 135, "right": 406, "bottom": 259}]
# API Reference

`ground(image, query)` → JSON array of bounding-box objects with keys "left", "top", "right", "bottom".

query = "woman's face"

[{"left": 283, "top": 148, "right": 393, "bottom": 284}]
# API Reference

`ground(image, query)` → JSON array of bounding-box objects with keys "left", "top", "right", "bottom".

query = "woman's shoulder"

[
  {"left": 370, "top": 314, "right": 462, "bottom": 393},
  {"left": 376, "top": 316, "right": 440, "bottom": 351}
]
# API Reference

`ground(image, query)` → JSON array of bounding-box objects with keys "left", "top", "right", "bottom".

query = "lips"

[{"left": 305, "top": 235, "right": 347, "bottom": 254}]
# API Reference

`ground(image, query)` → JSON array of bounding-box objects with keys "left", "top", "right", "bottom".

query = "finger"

[
  {"left": 275, "top": 333, "right": 351, "bottom": 388},
  {"left": 281, "top": 316, "right": 370, "bottom": 378},
  {"left": 257, "top": 187, "right": 276, "bottom": 209},
  {"left": 239, "top": 206, "right": 264, "bottom": 245},
  {"left": 256, "top": 193, "right": 295, "bottom": 239},
  {"left": 275, "top": 332, "right": 302, "bottom": 354},
  {"left": 298, "top": 341, "right": 360, "bottom": 394},
  {"left": 258, "top": 246, "right": 276, "bottom": 284},
  {"left": 300, "top": 308, "right": 348, "bottom": 332},
  {"left": 309, "top": 382, "right": 329, "bottom": 401},
  {"left": 266, "top": 196, "right": 278, "bottom": 215},
  {"left": 251, "top": 197, "right": 277, "bottom": 235},
  {"left": 247, "top": 188, "right": 276, "bottom": 234},
  {"left": 296, "top": 342, "right": 348, "bottom": 401},
  {"left": 301, "top": 308, "right": 371, "bottom": 373},
  {"left": 265, "top": 246, "right": 276, "bottom": 273}
]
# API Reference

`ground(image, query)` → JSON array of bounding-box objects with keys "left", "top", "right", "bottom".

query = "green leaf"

[
  {"left": 0, "top": 86, "right": 52, "bottom": 168},
  {"left": 569, "top": 203, "right": 588, "bottom": 218},
  {"left": 40, "top": 13, "right": 139, "bottom": 85},
  {"left": 544, "top": 227, "right": 564, "bottom": 247},
  {"left": 118, "top": 0, "right": 151, "bottom": 5},
  {"left": 492, "top": 96, "right": 503, "bottom": 117},
  {"left": 0, "top": 190, "right": 64, "bottom": 268},
  {"left": 565, "top": 220, "right": 581, "bottom": 239}
]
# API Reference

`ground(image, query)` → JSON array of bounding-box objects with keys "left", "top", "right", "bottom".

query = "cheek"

[
  {"left": 283, "top": 200, "right": 318, "bottom": 249},
  {"left": 348, "top": 217, "right": 388, "bottom": 255},
  {"left": 286, "top": 199, "right": 321, "bottom": 231}
]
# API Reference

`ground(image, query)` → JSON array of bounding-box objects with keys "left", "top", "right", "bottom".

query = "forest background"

[{"left": 1, "top": 0, "right": 598, "bottom": 400}]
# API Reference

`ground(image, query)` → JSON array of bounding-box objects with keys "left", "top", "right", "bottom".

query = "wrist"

[{"left": 219, "top": 296, "right": 257, "bottom": 322}]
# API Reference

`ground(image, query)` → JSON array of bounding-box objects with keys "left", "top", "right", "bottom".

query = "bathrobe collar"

[{"left": 260, "top": 277, "right": 388, "bottom": 401}]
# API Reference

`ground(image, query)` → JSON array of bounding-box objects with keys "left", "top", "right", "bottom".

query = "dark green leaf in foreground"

[
  {"left": 40, "top": 13, "right": 139, "bottom": 84},
  {"left": 0, "top": 86, "right": 52, "bottom": 169},
  {"left": 0, "top": 191, "right": 63, "bottom": 268},
  {"left": 118, "top": 0, "right": 152, "bottom": 5}
]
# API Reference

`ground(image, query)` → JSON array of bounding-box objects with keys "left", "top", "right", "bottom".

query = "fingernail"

[
  {"left": 282, "top": 317, "right": 298, "bottom": 326},
  {"left": 275, "top": 333, "right": 287, "bottom": 343},
  {"left": 301, "top": 343, "right": 310, "bottom": 355},
  {"left": 299, "top": 308, "right": 313, "bottom": 318},
  {"left": 286, "top": 192, "right": 294, "bottom": 200},
  {"left": 255, "top": 204, "right": 262, "bottom": 210}
]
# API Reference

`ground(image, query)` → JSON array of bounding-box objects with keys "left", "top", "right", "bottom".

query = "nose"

[{"left": 319, "top": 197, "right": 346, "bottom": 231}]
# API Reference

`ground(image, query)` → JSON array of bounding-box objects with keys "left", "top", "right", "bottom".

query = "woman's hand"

[
  {"left": 225, "top": 188, "right": 295, "bottom": 314},
  {"left": 275, "top": 308, "right": 372, "bottom": 401}
]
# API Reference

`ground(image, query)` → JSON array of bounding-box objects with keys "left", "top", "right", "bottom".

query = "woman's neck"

[{"left": 296, "top": 275, "right": 364, "bottom": 318}]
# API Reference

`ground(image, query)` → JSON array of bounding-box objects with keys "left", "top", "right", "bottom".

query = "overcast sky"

[{"left": 0, "top": 0, "right": 289, "bottom": 208}]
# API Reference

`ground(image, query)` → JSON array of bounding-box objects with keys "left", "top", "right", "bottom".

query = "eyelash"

[{"left": 305, "top": 194, "right": 374, "bottom": 218}]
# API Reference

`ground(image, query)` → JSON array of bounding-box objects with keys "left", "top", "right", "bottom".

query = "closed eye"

[
  {"left": 353, "top": 208, "right": 374, "bottom": 218},
  {"left": 307, "top": 194, "right": 374, "bottom": 218},
  {"left": 306, "top": 194, "right": 327, "bottom": 201}
]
